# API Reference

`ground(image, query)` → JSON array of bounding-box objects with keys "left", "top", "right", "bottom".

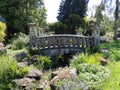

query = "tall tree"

[
  {"left": 57, "top": 0, "right": 89, "bottom": 22},
  {"left": 94, "top": 1, "right": 104, "bottom": 25},
  {"left": 64, "top": 14, "right": 85, "bottom": 34},
  {"left": 113, "top": 0, "right": 119, "bottom": 40},
  {"left": 57, "top": 0, "right": 89, "bottom": 34},
  {"left": 103, "top": 0, "right": 119, "bottom": 40},
  {"left": 0, "top": 0, "right": 46, "bottom": 39}
]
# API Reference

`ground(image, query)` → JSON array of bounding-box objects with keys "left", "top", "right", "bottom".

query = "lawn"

[
  {"left": 100, "top": 40, "right": 120, "bottom": 61},
  {"left": 100, "top": 39, "right": 120, "bottom": 90},
  {"left": 101, "top": 61, "right": 120, "bottom": 90}
]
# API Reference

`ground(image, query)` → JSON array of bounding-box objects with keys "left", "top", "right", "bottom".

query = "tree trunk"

[{"left": 113, "top": 0, "right": 119, "bottom": 40}]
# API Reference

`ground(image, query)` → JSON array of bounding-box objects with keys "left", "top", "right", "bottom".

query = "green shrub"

[
  {"left": 53, "top": 78, "right": 88, "bottom": 90},
  {"left": 70, "top": 53, "right": 101, "bottom": 68},
  {"left": 87, "top": 45, "right": 100, "bottom": 54},
  {"left": 49, "top": 22, "right": 68, "bottom": 34},
  {"left": 35, "top": 55, "right": 52, "bottom": 69},
  {"left": 10, "top": 33, "right": 29, "bottom": 50},
  {"left": 77, "top": 63, "right": 110, "bottom": 90},
  {"left": 16, "top": 66, "right": 31, "bottom": 78},
  {"left": 0, "top": 55, "right": 18, "bottom": 89}
]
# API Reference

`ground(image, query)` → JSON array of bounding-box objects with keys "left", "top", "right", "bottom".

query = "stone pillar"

[
  {"left": 76, "top": 27, "right": 83, "bottom": 35},
  {"left": 28, "top": 23, "right": 37, "bottom": 45},
  {"left": 38, "top": 27, "right": 44, "bottom": 36},
  {"left": 92, "top": 26, "right": 100, "bottom": 45},
  {"left": 28, "top": 23, "right": 37, "bottom": 37}
]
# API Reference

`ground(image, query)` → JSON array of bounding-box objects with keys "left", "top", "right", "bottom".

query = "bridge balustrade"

[{"left": 30, "top": 34, "right": 96, "bottom": 50}]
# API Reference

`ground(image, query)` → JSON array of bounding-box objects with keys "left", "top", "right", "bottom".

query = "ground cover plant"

[{"left": 48, "top": 52, "right": 110, "bottom": 90}]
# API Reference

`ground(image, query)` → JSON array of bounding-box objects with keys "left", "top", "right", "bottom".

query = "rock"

[
  {"left": 0, "top": 42, "right": 4, "bottom": 47},
  {"left": 69, "top": 68, "right": 77, "bottom": 79},
  {"left": 26, "top": 68, "right": 42, "bottom": 80},
  {"left": 17, "top": 61, "right": 28, "bottom": 68},
  {"left": 12, "top": 78, "right": 35, "bottom": 89},
  {"left": 31, "top": 55, "right": 39, "bottom": 63},
  {"left": 37, "top": 80, "right": 50, "bottom": 90},
  {"left": 50, "top": 67, "right": 77, "bottom": 84},
  {"left": 0, "top": 42, "right": 7, "bottom": 52},
  {"left": 50, "top": 71, "right": 58, "bottom": 80},
  {"left": 100, "top": 37, "right": 107, "bottom": 43},
  {"left": 99, "top": 57, "right": 108, "bottom": 65},
  {"left": 100, "top": 48, "right": 109, "bottom": 53},
  {"left": 14, "top": 51, "right": 27, "bottom": 60}
]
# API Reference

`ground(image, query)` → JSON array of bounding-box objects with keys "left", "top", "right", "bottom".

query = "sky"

[{"left": 44, "top": 0, "right": 102, "bottom": 23}]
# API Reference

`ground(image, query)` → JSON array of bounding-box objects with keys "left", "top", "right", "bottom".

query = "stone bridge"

[
  {"left": 29, "top": 34, "right": 99, "bottom": 56},
  {"left": 28, "top": 23, "right": 99, "bottom": 56}
]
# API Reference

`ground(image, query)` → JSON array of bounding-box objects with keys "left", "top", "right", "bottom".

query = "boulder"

[
  {"left": 100, "top": 48, "right": 109, "bottom": 53},
  {"left": 31, "top": 55, "right": 39, "bottom": 63},
  {"left": 99, "top": 57, "right": 108, "bottom": 65},
  {"left": 69, "top": 68, "right": 77, "bottom": 79},
  {"left": 12, "top": 78, "right": 35, "bottom": 89},
  {"left": 37, "top": 80, "right": 50, "bottom": 90},
  {"left": 26, "top": 68, "right": 42, "bottom": 80},
  {"left": 17, "top": 61, "right": 28, "bottom": 68},
  {"left": 50, "top": 67, "right": 77, "bottom": 84}
]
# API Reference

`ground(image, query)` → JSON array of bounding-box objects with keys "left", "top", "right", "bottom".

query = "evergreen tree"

[
  {"left": 57, "top": 0, "right": 89, "bottom": 22},
  {"left": 57, "top": 0, "right": 89, "bottom": 34}
]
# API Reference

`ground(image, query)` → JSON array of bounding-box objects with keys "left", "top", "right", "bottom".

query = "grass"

[
  {"left": 100, "top": 39, "right": 120, "bottom": 90},
  {"left": 100, "top": 39, "right": 120, "bottom": 61},
  {"left": 102, "top": 62, "right": 120, "bottom": 90}
]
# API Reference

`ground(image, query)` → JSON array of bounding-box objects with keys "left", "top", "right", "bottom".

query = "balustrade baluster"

[
  {"left": 29, "top": 35, "right": 98, "bottom": 51},
  {"left": 82, "top": 38, "right": 84, "bottom": 48}
]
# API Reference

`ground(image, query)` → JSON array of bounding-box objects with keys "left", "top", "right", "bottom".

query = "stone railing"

[{"left": 29, "top": 34, "right": 97, "bottom": 50}]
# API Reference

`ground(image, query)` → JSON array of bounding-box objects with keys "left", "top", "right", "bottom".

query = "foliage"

[
  {"left": 49, "top": 22, "right": 68, "bottom": 34},
  {"left": 64, "top": 14, "right": 86, "bottom": 34},
  {"left": 94, "top": 1, "right": 104, "bottom": 25},
  {"left": 16, "top": 66, "right": 31, "bottom": 78},
  {"left": 100, "top": 39, "right": 120, "bottom": 61},
  {"left": 0, "top": 21, "right": 6, "bottom": 42},
  {"left": 70, "top": 53, "right": 101, "bottom": 68},
  {"left": 55, "top": 53, "right": 109, "bottom": 90},
  {"left": 99, "top": 39, "right": 120, "bottom": 89},
  {"left": 77, "top": 63, "right": 110, "bottom": 90},
  {"left": 10, "top": 33, "right": 29, "bottom": 50},
  {"left": 84, "top": 18, "right": 95, "bottom": 36},
  {"left": 0, "top": 16, "right": 6, "bottom": 23},
  {"left": 100, "top": 15, "right": 114, "bottom": 35},
  {"left": 57, "top": 0, "right": 89, "bottom": 34},
  {"left": 0, "top": 55, "right": 17, "bottom": 89},
  {"left": 87, "top": 45, "right": 100, "bottom": 54},
  {"left": 33, "top": 55, "right": 52, "bottom": 69},
  {"left": 0, "top": 0, "right": 46, "bottom": 39},
  {"left": 57, "top": 0, "right": 89, "bottom": 22},
  {"left": 103, "top": 0, "right": 119, "bottom": 40},
  {"left": 53, "top": 78, "right": 88, "bottom": 90}
]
